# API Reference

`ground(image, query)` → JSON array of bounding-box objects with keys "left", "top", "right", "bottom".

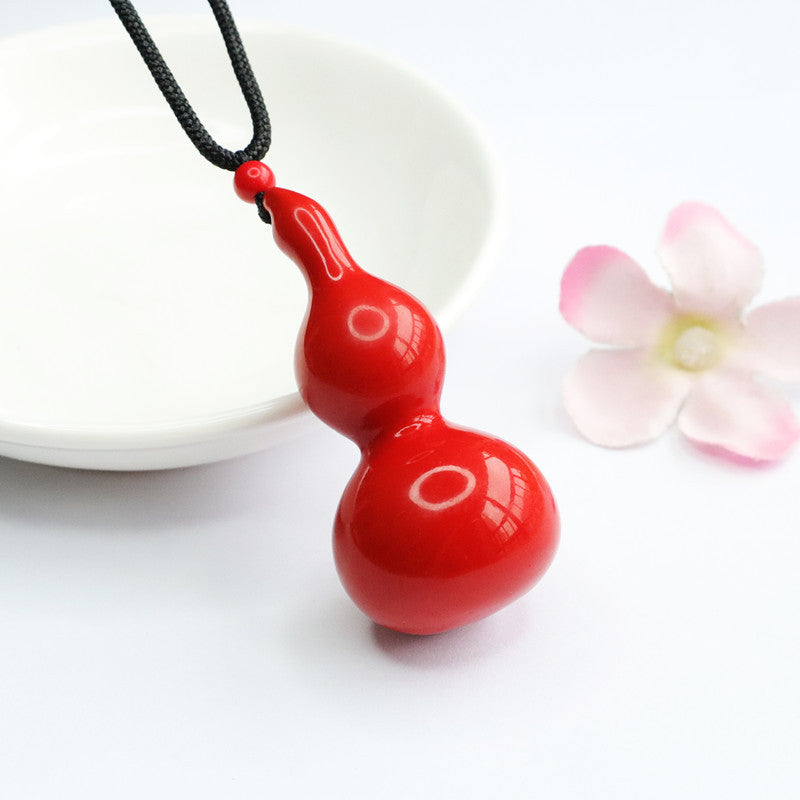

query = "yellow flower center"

[
  {"left": 657, "top": 315, "right": 724, "bottom": 372},
  {"left": 672, "top": 326, "right": 721, "bottom": 371}
]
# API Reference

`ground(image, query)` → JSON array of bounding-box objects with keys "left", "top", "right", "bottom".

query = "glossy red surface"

[{"left": 254, "top": 171, "right": 559, "bottom": 635}]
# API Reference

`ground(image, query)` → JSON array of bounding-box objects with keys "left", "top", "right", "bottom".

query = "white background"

[{"left": 2, "top": 1, "right": 799, "bottom": 798}]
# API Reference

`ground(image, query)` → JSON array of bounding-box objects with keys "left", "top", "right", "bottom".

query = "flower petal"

[
  {"left": 560, "top": 246, "right": 675, "bottom": 346},
  {"left": 563, "top": 348, "right": 692, "bottom": 447},
  {"left": 742, "top": 297, "right": 800, "bottom": 382},
  {"left": 657, "top": 202, "right": 763, "bottom": 318},
  {"left": 677, "top": 368, "right": 800, "bottom": 461}
]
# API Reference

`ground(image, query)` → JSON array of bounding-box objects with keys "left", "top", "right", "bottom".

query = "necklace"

[{"left": 110, "top": 0, "right": 559, "bottom": 635}]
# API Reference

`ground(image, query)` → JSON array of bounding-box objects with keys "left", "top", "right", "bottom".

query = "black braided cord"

[{"left": 109, "top": 0, "right": 271, "bottom": 172}]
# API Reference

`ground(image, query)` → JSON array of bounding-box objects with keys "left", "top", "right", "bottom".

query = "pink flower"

[{"left": 560, "top": 202, "right": 800, "bottom": 462}]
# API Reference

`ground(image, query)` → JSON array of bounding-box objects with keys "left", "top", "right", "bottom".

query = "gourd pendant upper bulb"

[{"left": 234, "top": 161, "right": 559, "bottom": 635}]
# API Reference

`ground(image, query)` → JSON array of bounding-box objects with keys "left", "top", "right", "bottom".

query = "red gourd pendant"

[{"left": 235, "top": 162, "right": 559, "bottom": 635}]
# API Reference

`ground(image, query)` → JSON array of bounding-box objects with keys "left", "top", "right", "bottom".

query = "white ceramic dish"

[{"left": 0, "top": 17, "right": 504, "bottom": 470}]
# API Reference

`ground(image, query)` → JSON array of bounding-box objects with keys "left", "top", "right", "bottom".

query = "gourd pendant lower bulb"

[
  {"left": 234, "top": 162, "right": 559, "bottom": 635},
  {"left": 335, "top": 420, "right": 559, "bottom": 635}
]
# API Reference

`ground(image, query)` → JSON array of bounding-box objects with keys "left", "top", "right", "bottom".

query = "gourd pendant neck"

[{"left": 266, "top": 187, "right": 360, "bottom": 290}]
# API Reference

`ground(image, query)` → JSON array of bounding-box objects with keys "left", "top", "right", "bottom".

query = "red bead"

[
  {"left": 261, "top": 186, "right": 560, "bottom": 635},
  {"left": 233, "top": 161, "right": 276, "bottom": 202}
]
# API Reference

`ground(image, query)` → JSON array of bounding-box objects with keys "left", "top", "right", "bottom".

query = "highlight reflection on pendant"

[
  {"left": 347, "top": 304, "right": 391, "bottom": 341},
  {"left": 409, "top": 465, "right": 477, "bottom": 511}
]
